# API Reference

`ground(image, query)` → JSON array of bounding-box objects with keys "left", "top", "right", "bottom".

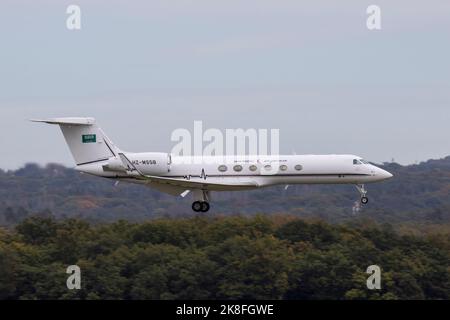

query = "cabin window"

[
  {"left": 279, "top": 164, "right": 288, "bottom": 171},
  {"left": 218, "top": 165, "right": 227, "bottom": 172},
  {"left": 249, "top": 164, "right": 258, "bottom": 172},
  {"left": 233, "top": 165, "right": 243, "bottom": 172},
  {"left": 264, "top": 164, "right": 272, "bottom": 171},
  {"left": 294, "top": 164, "right": 303, "bottom": 171}
]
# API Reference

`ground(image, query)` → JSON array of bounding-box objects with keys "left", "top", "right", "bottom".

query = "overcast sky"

[{"left": 0, "top": 0, "right": 449, "bottom": 170}]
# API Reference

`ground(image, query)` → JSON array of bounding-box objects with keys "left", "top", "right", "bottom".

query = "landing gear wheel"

[
  {"left": 200, "top": 202, "right": 210, "bottom": 212},
  {"left": 355, "top": 184, "right": 369, "bottom": 205},
  {"left": 192, "top": 201, "right": 202, "bottom": 212}
]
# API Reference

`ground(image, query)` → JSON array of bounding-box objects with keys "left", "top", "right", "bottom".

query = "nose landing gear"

[{"left": 355, "top": 184, "right": 369, "bottom": 204}]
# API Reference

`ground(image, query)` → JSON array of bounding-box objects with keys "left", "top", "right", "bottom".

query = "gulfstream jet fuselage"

[{"left": 32, "top": 117, "right": 393, "bottom": 212}]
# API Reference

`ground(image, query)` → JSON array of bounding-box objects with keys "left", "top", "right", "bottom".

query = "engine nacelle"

[
  {"left": 130, "top": 152, "right": 169, "bottom": 175},
  {"left": 103, "top": 153, "right": 170, "bottom": 175},
  {"left": 103, "top": 157, "right": 126, "bottom": 172}
]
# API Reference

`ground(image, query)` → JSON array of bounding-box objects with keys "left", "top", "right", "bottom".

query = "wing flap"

[{"left": 146, "top": 182, "right": 188, "bottom": 196}]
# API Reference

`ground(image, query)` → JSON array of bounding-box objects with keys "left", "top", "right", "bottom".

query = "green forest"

[{"left": 0, "top": 215, "right": 449, "bottom": 300}]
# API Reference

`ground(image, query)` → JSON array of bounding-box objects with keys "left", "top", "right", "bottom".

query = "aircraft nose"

[{"left": 379, "top": 168, "right": 393, "bottom": 180}]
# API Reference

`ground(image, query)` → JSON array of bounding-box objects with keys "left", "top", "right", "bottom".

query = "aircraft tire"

[
  {"left": 201, "top": 202, "right": 210, "bottom": 212},
  {"left": 361, "top": 196, "right": 369, "bottom": 204},
  {"left": 192, "top": 201, "right": 202, "bottom": 212}
]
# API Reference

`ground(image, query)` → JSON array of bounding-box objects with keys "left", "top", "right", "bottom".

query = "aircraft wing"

[{"left": 142, "top": 175, "right": 260, "bottom": 191}]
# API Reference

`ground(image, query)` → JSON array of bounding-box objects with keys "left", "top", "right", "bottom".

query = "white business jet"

[{"left": 32, "top": 117, "right": 392, "bottom": 212}]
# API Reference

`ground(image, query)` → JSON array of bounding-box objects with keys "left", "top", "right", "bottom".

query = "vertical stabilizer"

[{"left": 31, "top": 117, "right": 121, "bottom": 165}]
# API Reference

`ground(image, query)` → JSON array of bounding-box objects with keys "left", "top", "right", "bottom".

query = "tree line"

[{"left": 0, "top": 215, "right": 448, "bottom": 300}]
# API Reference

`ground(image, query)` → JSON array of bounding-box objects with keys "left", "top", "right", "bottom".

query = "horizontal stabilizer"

[{"left": 30, "top": 117, "right": 96, "bottom": 126}]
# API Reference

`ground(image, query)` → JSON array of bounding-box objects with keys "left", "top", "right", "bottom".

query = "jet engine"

[
  {"left": 103, "top": 152, "right": 170, "bottom": 176},
  {"left": 103, "top": 157, "right": 126, "bottom": 172}
]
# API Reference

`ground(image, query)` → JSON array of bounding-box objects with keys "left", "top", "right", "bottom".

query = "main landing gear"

[
  {"left": 355, "top": 184, "right": 369, "bottom": 204},
  {"left": 192, "top": 190, "right": 210, "bottom": 212},
  {"left": 192, "top": 201, "right": 210, "bottom": 212}
]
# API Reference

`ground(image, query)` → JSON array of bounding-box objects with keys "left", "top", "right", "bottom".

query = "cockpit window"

[{"left": 353, "top": 159, "right": 369, "bottom": 165}]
